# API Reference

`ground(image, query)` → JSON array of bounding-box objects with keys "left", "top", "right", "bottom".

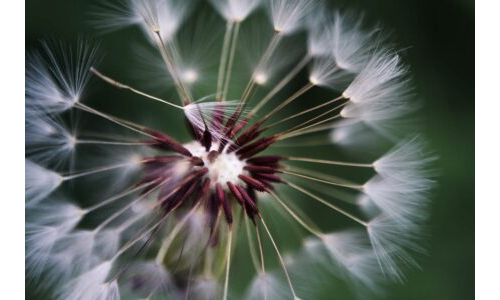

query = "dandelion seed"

[{"left": 25, "top": 160, "right": 63, "bottom": 204}]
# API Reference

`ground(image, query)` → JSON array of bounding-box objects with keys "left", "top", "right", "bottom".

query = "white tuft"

[
  {"left": 267, "top": 0, "right": 318, "bottom": 34},
  {"left": 309, "top": 55, "right": 352, "bottom": 90},
  {"left": 56, "top": 260, "right": 115, "bottom": 300},
  {"left": 189, "top": 276, "right": 219, "bottom": 300},
  {"left": 363, "top": 175, "right": 431, "bottom": 224},
  {"left": 25, "top": 159, "right": 62, "bottom": 204},
  {"left": 341, "top": 50, "right": 413, "bottom": 128},
  {"left": 93, "top": 0, "right": 194, "bottom": 42},
  {"left": 245, "top": 272, "right": 290, "bottom": 300},
  {"left": 367, "top": 215, "right": 424, "bottom": 282},
  {"left": 26, "top": 200, "right": 83, "bottom": 279},
  {"left": 124, "top": 262, "right": 178, "bottom": 298},
  {"left": 373, "top": 136, "right": 436, "bottom": 181},
  {"left": 364, "top": 137, "right": 435, "bottom": 222},
  {"left": 25, "top": 113, "right": 75, "bottom": 167},
  {"left": 320, "top": 231, "right": 381, "bottom": 290},
  {"left": 329, "top": 12, "right": 377, "bottom": 73},
  {"left": 184, "top": 100, "right": 247, "bottom": 144},
  {"left": 209, "top": 0, "right": 261, "bottom": 22},
  {"left": 25, "top": 40, "right": 99, "bottom": 115}
]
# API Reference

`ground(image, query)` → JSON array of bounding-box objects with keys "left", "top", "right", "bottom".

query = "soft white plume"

[
  {"left": 245, "top": 272, "right": 290, "bottom": 300},
  {"left": 367, "top": 215, "right": 424, "bottom": 282},
  {"left": 25, "top": 159, "right": 62, "bottom": 204},
  {"left": 93, "top": 0, "right": 194, "bottom": 42},
  {"left": 26, "top": 200, "right": 83, "bottom": 279},
  {"left": 189, "top": 276, "right": 219, "bottom": 300},
  {"left": 374, "top": 136, "right": 436, "bottom": 181},
  {"left": 363, "top": 137, "right": 435, "bottom": 222},
  {"left": 210, "top": 0, "right": 261, "bottom": 21},
  {"left": 56, "top": 261, "right": 116, "bottom": 300},
  {"left": 25, "top": 113, "right": 75, "bottom": 167},
  {"left": 321, "top": 230, "right": 381, "bottom": 290},
  {"left": 309, "top": 55, "right": 352, "bottom": 90},
  {"left": 341, "top": 50, "right": 413, "bottom": 130},
  {"left": 25, "top": 40, "right": 99, "bottom": 114},
  {"left": 124, "top": 262, "right": 178, "bottom": 298},
  {"left": 267, "top": 0, "right": 318, "bottom": 34}
]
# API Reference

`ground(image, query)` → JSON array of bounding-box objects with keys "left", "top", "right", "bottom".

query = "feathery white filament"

[
  {"left": 25, "top": 160, "right": 62, "bottom": 204},
  {"left": 56, "top": 261, "right": 115, "bottom": 300},
  {"left": 245, "top": 272, "right": 289, "bottom": 300},
  {"left": 125, "top": 262, "right": 178, "bottom": 298},
  {"left": 341, "top": 50, "right": 413, "bottom": 127},
  {"left": 25, "top": 114, "right": 75, "bottom": 166},
  {"left": 93, "top": 0, "right": 193, "bottom": 42},
  {"left": 210, "top": 0, "right": 261, "bottom": 22},
  {"left": 268, "top": 0, "right": 318, "bottom": 34},
  {"left": 363, "top": 137, "right": 435, "bottom": 222},
  {"left": 25, "top": 40, "right": 99, "bottom": 114},
  {"left": 367, "top": 215, "right": 424, "bottom": 282},
  {"left": 373, "top": 136, "right": 436, "bottom": 180}
]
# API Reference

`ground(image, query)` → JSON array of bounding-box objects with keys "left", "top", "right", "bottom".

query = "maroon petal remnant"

[{"left": 145, "top": 129, "right": 193, "bottom": 157}]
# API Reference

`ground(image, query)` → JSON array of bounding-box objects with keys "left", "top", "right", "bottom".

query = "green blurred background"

[{"left": 26, "top": 0, "right": 474, "bottom": 299}]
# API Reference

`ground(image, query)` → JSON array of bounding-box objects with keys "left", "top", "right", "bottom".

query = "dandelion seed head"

[{"left": 27, "top": 0, "right": 436, "bottom": 298}]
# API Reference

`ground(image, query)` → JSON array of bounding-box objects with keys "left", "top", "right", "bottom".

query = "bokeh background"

[{"left": 26, "top": 0, "right": 474, "bottom": 299}]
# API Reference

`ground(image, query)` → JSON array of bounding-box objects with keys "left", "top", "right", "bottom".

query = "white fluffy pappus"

[
  {"left": 25, "top": 113, "right": 75, "bottom": 167},
  {"left": 341, "top": 50, "right": 413, "bottom": 130},
  {"left": 245, "top": 272, "right": 290, "bottom": 300},
  {"left": 209, "top": 0, "right": 261, "bottom": 22},
  {"left": 123, "top": 261, "right": 179, "bottom": 298},
  {"left": 25, "top": 159, "right": 63, "bottom": 205},
  {"left": 367, "top": 215, "right": 425, "bottom": 282},
  {"left": 321, "top": 230, "right": 381, "bottom": 290},
  {"left": 189, "top": 276, "right": 219, "bottom": 300},
  {"left": 93, "top": 0, "right": 195, "bottom": 42},
  {"left": 25, "top": 40, "right": 99, "bottom": 115},
  {"left": 373, "top": 136, "right": 436, "bottom": 181},
  {"left": 55, "top": 260, "right": 117, "bottom": 300},
  {"left": 267, "top": 0, "right": 318, "bottom": 34},
  {"left": 363, "top": 137, "right": 435, "bottom": 222},
  {"left": 307, "top": 11, "right": 376, "bottom": 73},
  {"left": 25, "top": 200, "right": 83, "bottom": 279}
]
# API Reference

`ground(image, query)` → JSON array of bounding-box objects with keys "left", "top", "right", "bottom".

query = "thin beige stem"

[
  {"left": 269, "top": 191, "right": 323, "bottom": 238},
  {"left": 241, "top": 33, "right": 282, "bottom": 104},
  {"left": 245, "top": 216, "right": 261, "bottom": 273},
  {"left": 255, "top": 225, "right": 266, "bottom": 275},
  {"left": 259, "top": 216, "right": 298, "bottom": 299},
  {"left": 222, "top": 229, "right": 233, "bottom": 300},
  {"left": 288, "top": 182, "right": 368, "bottom": 227},
  {"left": 62, "top": 160, "right": 143, "bottom": 181},
  {"left": 282, "top": 169, "right": 363, "bottom": 190},
  {"left": 251, "top": 55, "right": 312, "bottom": 115},
  {"left": 85, "top": 183, "right": 150, "bottom": 213},
  {"left": 217, "top": 21, "right": 235, "bottom": 101},
  {"left": 90, "top": 67, "right": 183, "bottom": 109},
  {"left": 152, "top": 31, "right": 191, "bottom": 103},
  {"left": 155, "top": 203, "right": 201, "bottom": 264},
  {"left": 259, "top": 82, "right": 314, "bottom": 125},
  {"left": 222, "top": 21, "right": 241, "bottom": 101},
  {"left": 288, "top": 156, "right": 373, "bottom": 168},
  {"left": 77, "top": 140, "right": 147, "bottom": 146},
  {"left": 267, "top": 96, "right": 344, "bottom": 129},
  {"left": 75, "top": 102, "right": 154, "bottom": 138}
]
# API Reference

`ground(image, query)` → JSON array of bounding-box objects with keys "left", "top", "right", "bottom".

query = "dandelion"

[{"left": 26, "top": 0, "right": 435, "bottom": 299}]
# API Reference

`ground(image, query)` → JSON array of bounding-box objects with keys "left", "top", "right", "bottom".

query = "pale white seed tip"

[{"left": 254, "top": 72, "right": 268, "bottom": 85}]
